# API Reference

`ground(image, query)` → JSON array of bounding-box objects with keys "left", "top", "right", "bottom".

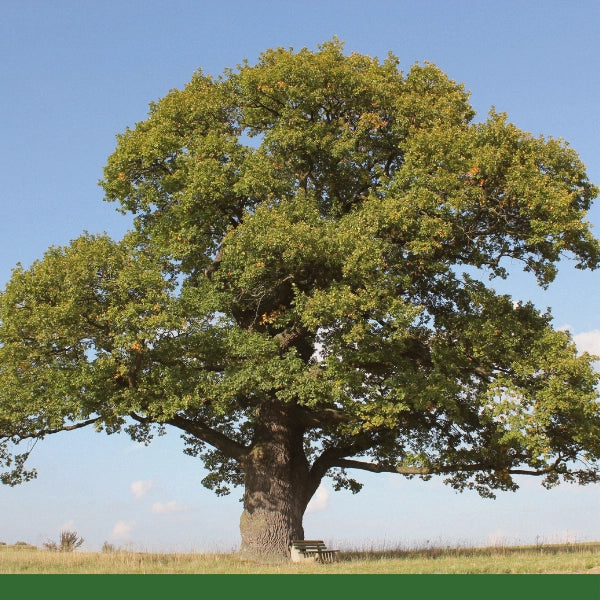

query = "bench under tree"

[{"left": 289, "top": 540, "right": 339, "bottom": 563}]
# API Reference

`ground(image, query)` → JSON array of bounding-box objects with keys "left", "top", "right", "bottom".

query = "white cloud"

[
  {"left": 110, "top": 520, "right": 135, "bottom": 539},
  {"left": 573, "top": 329, "right": 600, "bottom": 357},
  {"left": 151, "top": 500, "right": 189, "bottom": 515},
  {"left": 306, "top": 485, "right": 330, "bottom": 514},
  {"left": 130, "top": 479, "right": 154, "bottom": 500}
]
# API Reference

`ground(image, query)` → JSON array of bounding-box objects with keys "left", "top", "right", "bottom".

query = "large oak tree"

[{"left": 1, "top": 40, "right": 599, "bottom": 558}]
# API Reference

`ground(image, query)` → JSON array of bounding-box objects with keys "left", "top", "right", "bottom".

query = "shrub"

[
  {"left": 101, "top": 541, "right": 116, "bottom": 553},
  {"left": 43, "top": 530, "right": 84, "bottom": 552}
]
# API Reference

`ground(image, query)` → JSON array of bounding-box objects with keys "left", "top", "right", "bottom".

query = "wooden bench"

[{"left": 289, "top": 540, "right": 339, "bottom": 563}]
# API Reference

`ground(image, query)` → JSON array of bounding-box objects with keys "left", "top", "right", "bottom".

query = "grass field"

[{"left": 1, "top": 542, "right": 599, "bottom": 574}]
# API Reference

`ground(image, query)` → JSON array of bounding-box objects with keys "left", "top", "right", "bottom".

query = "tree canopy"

[{"left": 1, "top": 40, "right": 599, "bottom": 557}]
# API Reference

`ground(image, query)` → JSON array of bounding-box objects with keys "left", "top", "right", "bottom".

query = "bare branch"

[
  {"left": 7, "top": 417, "right": 103, "bottom": 442},
  {"left": 130, "top": 412, "right": 249, "bottom": 462},
  {"left": 332, "top": 458, "right": 563, "bottom": 477}
]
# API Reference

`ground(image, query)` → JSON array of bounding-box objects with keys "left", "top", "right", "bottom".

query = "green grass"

[{"left": 1, "top": 542, "right": 599, "bottom": 574}]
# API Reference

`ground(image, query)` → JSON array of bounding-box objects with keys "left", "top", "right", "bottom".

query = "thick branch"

[
  {"left": 203, "top": 247, "right": 223, "bottom": 280},
  {"left": 295, "top": 405, "right": 349, "bottom": 429},
  {"left": 332, "top": 458, "right": 562, "bottom": 477},
  {"left": 274, "top": 323, "right": 306, "bottom": 353},
  {"left": 309, "top": 438, "right": 376, "bottom": 488},
  {"left": 130, "top": 412, "right": 248, "bottom": 462},
  {"left": 6, "top": 416, "right": 103, "bottom": 442}
]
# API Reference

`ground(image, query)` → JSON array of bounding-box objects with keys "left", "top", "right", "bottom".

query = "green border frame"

[{"left": 2, "top": 575, "right": 598, "bottom": 600}]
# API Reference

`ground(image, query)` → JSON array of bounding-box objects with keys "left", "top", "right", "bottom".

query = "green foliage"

[{"left": 1, "top": 39, "right": 599, "bottom": 499}]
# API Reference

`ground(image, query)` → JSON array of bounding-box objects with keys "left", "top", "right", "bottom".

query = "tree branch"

[
  {"left": 6, "top": 417, "right": 103, "bottom": 442},
  {"left": 331, "top": 458, "right": 562, "bottom": 477},
  {"left": 203, "top": 247, "right": 223, "bottom": 280},
  {"left": 295, "top": 405, "right": 349, "bottom": 429},
  {"left": 309, "top": 438, "right": 376, "bottom": 487},
  {"left": 130, "top": 412, "right": 248, "bottom": 462}
]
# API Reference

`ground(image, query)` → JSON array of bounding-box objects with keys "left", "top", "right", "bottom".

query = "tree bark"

[{"left": 239, "top": 400, "right": 313, "bottom": 559}]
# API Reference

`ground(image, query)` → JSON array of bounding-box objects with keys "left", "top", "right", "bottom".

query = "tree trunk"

[{"left": 239, "top": 400, "right": 313, "bottom": 559}]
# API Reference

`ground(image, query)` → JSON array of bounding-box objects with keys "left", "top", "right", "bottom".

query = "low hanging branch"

[{"left": 330, "top": 457, "right": 565, "bottom": 478}]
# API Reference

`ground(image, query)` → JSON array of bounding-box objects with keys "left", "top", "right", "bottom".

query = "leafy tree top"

[{"left": 1, "top": 40, "right": 599, "bottom": 501}]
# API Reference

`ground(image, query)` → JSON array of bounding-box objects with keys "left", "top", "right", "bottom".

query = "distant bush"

[
  {"left": 2, "top": 541, "right": 37, "bottom": 550},
  {"left": 43, "top": 540, "right": 58, "bottom": 551},
  {"left": 101, "top": 541, "right": 117, "bottom": 553},
  {"left": 43, "top": 530, "right": 84, "bottom": 552}
]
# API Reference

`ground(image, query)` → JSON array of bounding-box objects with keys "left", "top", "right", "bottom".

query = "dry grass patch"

[{"left": 0, "top": 542, "right": 599, "bottom": 574}]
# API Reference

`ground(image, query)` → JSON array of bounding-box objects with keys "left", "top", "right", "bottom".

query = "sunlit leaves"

[{"left": 2, "top": 40, "right": 599, "bottom": 496}]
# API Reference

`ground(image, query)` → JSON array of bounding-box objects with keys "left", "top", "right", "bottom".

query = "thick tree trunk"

[{"left": 239, "top": 400, "right": 314, "bottom": 559}]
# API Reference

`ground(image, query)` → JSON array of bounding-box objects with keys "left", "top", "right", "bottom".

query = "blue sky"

[{"left": 1, "top": 0, "right": 599, "bottom": 552}]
